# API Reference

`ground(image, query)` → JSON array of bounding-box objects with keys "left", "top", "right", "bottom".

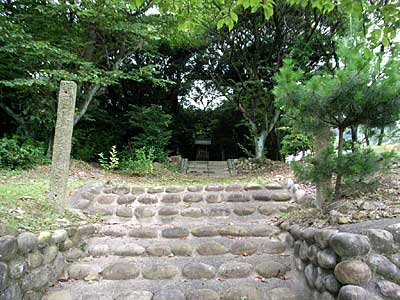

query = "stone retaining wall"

[
  {"left": 280, "top": 221, "right": 400, "bottom": 300},
  {"left": 0, "top": 224, "right": 93, "bottom": 300}
]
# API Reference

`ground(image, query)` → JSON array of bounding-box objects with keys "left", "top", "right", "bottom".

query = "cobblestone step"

[
  {"left": 66, "top": 254, "right": 291, "bottom": 281},
  {"left": 46, "top": 276, "right": 304, "bottom": 300},
  {"left": 92, "top": 223, "right": 283, "bottom": 239},
  {"left": 84, "top": 235, "right": 288, "bottom": 258},
  {"left": 87, "top": 201, "right": 298, "bottom": 223}
]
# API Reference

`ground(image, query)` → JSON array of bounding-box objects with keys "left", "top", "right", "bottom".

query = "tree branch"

[{"left": 0, "top": 102, "right": 29, "bottom": 135}]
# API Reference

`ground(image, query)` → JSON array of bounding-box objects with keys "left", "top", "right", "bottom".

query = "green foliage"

[
  {"left": 126, "top": 105, "right": 172, "bottom": 162},
  {"left": 293, "top": 147, "right": 397, "bottom": 196},
  {"left": 280, "top": 130, "right": 312, "bottom": 158},
  {"left": 98, "top": 146, "right": 119, "bottom": 171},
  {"left": 275, "top": 37, "right": 400, "bottom": 199},
  {"left": 0, "top": 136, "right": 48, "bottom": 170},
  {"left": 292, "top": 144, "right": 336, "bottom": 184},
  {"left": 120, "top": 146, "right": 156, "bottom": 175}
]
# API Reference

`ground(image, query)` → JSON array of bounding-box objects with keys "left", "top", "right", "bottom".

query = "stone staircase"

[
  {"left": 45, "top": 183, "right": 310, "bottom": 300},
  {"left": 186, "top": 161, "right": 232, "bottom": 177}
]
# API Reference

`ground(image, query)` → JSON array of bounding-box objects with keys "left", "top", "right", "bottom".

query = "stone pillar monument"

[{"left": 49, "top": 81, "right": 77, "bottom": 213}]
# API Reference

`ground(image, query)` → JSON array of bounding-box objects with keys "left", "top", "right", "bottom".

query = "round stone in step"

[
  {"left": 219, "top": 226, "right": 250, "bottom": 237},
  {"left": 181, "top": 208, "right": 205, "bottom": 218},
  {"left": 162, "top": 227, "right": 190, "bottom": 239},
  {"left": 100, "top": 226, "right": 127, "bottom": 237},
  {"left": 96, "top": 194, "right": 117, "bottom": 205},
  {"left": 218, "top": 262, "right": 253, "bottom": 278},
  {"left": 205, "top": 193, "right": 223, "bottom": 203},
  {"left": 197, "top": 241, "right": 228, "bottom": 256},
  {"left": 262, "top": 240, "right": 286, "bottom": 254},
  {"left": 255, "top": 261, "right": 289, "bottom": 278},
  {"left": 146, "top": 244, "right": 172, "bottom": 257},
  {"left": 135, "top": 207, "right": 156, "bottom": 219},
  {"left": 74, "top": 198, "right": 91, "bottom": 209},
  {"left": 224, "top": 193, "right": 250, "bottom": 202},
  {"left": 128, "top": 227, "right": 158, "bottom": 238},
  {"left": 101, "top": 262, "right": 140, "bottom": 280},
  {"left": 222, "top": 285, "right": 258, "bottom": 300},
  {"left": 268, "top": 287, "right": 297, "bottom": 300},
  {"left": 225, "top": 184, "right": 243, "bottom": 192},
  {"left": 165, "top": 186, "right": 185, "bottom": 193},
  {"left": 258, "top": 205, "right": 279, "bottom": 216},
  {"left": 68, "top": 264, "right": 100, "bottom": 280},
  {"left": 230, "top": 240, "right": 257, "bottom": 255},
  {"left": 252, "top": 191, "right": 272, "bottom": 201},
  {"left": 117, "top": 195, "right": 136, "bottom": 205},
  {"left": 112, "top": 186, "right": 130, "bottom": 195},
  {"left": 182, "top": 262, "right": 216, "bottom": 279},
  {"left": 115, "top": 291, "right": 153, "bottom": 300},
  {"left": 110, "top": 243, "right": 146, "bottom": 256},
  {"left": 171, "top": 243, "right": 193, "bottom": 256},
  {"left": 183, "top": 193, "right": 203, "bottom": 203},
  {"left": 147, "top": 187, "right": 164, "bottom": 194},
  {"left": 208, "top": 208, "right": 231, "bottom": 217},
  {"left": 138, "top": 195, "right": 158, "bottom": 205},
  {"left": 153, "top": 290, "right": 185, "bottom": 300},
  {"left": 265, "top": 182, "right": 284, "bottom": 190},
  {"left": 186, "top": 289, "right": 220, "bottom": 300},
  {"left": 205, "top": 185, "right": 224, "bottom": 192},
  {"left": 131, "top": 187, "right": 146, "bottom": 195},
  {"left": 192, "top": 226, "right": 220, "bottom": 237},
  {"left": 142, "top": 265, "right": 178, "bottom": 280},
  {"left": 159, "top": 207, "right": 180, "bottom": 216},
  {"left": 88, "top": 244, "right": 109, "bottom": 256},
  {"left": 244, "top": 184, "right": 263, "bottom": 191},
  {"left": 233, "top": 206, "right": 256, "bottom": 216},
  {"left": 116, "top": 206, "right": 133, "bottom": 218},
  {"left": 188, "top": 186, "right": 203, "bottom": 192},
  {"left": 161, "top": 194, "right": 182, "bottom": 203},
  {"left": 250, "top": 225, "right": 280, "bottom": 237},
  {"left": 271, "top": 191, "right": 292, "bottom": 202}
]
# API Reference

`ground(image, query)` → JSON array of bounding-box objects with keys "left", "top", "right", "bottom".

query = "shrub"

[
  {"left": 0, "top": 135, "right": 48, "bottom": 170},
  {"left": 98, "top": 145, "right": 119, "bottom": 170},
  {"left": 120, "top": 146, "right": 156, "bottom": 175},
  {"left": 292, "top": 146, "right": 396, "bottom": 198}
]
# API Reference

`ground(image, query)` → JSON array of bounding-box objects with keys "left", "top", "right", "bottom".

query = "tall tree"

[{"left": 201, "top": 2, "right": 341, "bottom": 159}]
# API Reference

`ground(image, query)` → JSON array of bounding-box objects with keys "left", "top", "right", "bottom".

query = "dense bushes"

[
  {"left": 292, "top": 146, "right": 397, "bottom": 198},
  {"left": 125, "top": 105, "right": 172, "bottom": 162},
  {"left": 0, "top": 136, "right": 48, "bottom": 170}
]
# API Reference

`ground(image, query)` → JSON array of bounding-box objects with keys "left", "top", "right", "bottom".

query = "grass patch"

[{"left": 0, "top": 160, "right": 277, "bottom": 232}]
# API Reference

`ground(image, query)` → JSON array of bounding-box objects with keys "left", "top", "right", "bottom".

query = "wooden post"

[{"left": 49, "top": 81, "right": 77, "bottom": 213}]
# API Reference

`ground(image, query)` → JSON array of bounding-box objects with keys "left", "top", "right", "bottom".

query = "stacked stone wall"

[
  {"left": 0, "top": 224, "right": 93, "bottom": 300},
  {"left": 281, "top": 221, "right": 400, "bottom": 300}
]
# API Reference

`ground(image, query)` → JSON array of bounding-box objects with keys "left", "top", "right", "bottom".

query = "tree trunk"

[
  {"left": 254, "top": 130, "right": 267, "bottom": 160},
  {"left": 364, "top": 127, "right": 370, "bottom": 146},
  {"left": 268, "top": 128, "right": 282, "bottom": 161},
  {"left": 314, "top": 126, "right": 332, "bottom": 212},
  {"left": 335, "top": 127, "right": 345, "bottom": 201},
  {"left": 351, "top": 126, "right": 357, "bottom": 153},
  {"left": 377, "top": 126, "right": 385, "bottom": 145}
]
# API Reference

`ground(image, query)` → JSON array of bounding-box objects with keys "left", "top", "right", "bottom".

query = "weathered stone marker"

[{"left": 49, "top": 81, "right": 77, "bottom": 213}]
